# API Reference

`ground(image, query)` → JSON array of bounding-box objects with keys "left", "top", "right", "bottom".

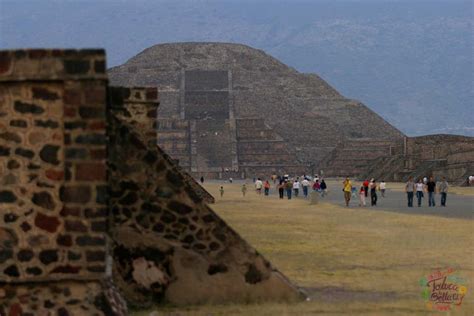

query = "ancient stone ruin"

[
  {"left": 360, "top": 135, "right": 474, "bottom": 185},
  {"left": 107, "top": 86, "right": 302, "bottom": 307},
  {"left": 0, "top": 49, "right": 303, "bottom": 314},
  {"left": 0, "top": 49, "right": 126, "bottom": 315},
  {"left": 109, "top": 42, "right": 474, "bottom": 182},
  {"left": 108, "top": 42, "right": 404, "bottom": 178}
]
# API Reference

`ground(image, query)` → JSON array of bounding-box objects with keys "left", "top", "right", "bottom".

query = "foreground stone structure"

[
  {"left": 107, "top": 87, "right": 303, "bottom": 307},
  {"left": 1, "top": 49, "right": 302, "bottom": 313},
  {"left": 109, "top": 42, "right": 473, "bottom": 182},
  {"left": 0, "top": 50, "right": 126, "bottom": 314}
]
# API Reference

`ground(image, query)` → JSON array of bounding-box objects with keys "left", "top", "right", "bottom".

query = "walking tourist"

[
  {"left": 363, "top": 179, "right": 369, "bottom": 197},
  {"left": 320, "top": 179, "right": 327, "bottom": 197},
  {"left": 293, "top": 179, "right": 300, "bottom": 197},
  {"left": 426, "top": 176, "right": 436, "bottom": 207},
  {"left": 255, "top": 178, "right": 263, "bottom": 195},
  {"left": 359, "top": 185, "right": 366, "bottom": 207},
  {"left": 200, "top": 176, "right": 204, "bottom": 184},
  {"left": 278, "top": 180, "right": 285, "bottom": 199},
  {"left": 438, "top": 176, "right": 449, "bottom": 207},
  {"left": 302, "top": 177, "right": 310, "bottom": 198},
  {"left": 242, "top": 184, "right": 247, "bottom": 197},
  {"left": 351, "top": 186, "right": 357, "bottom": 199},
  {"left": 312, "top": 180, "right": 321, "bottom": 192},
  {"left": 285, "top": 180, "right": 293, "bottom": 199},
  {"left": 369, "top": 178, "right": 377, "bottom": 206},
  {"left": 219, "top": 186, "right": 224, "bottom": 197},
  {"left": 405, "top": 176, "right": 415, "bottom": 207},
  {"left": 264, "top": 180, "right": 271, "bottom": 196},
  {"left": 380, "top": 180, "right": 386, "bottom": 197},
  {"left": 343, "top": 177, "right": 352, "bottom": 207},
  {"left": 415, "top": 179, "right": 424, "bottom": 207}
]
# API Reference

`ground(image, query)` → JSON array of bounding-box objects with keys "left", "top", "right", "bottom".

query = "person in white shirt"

[
  {"left": 255, "top": 178, "right": 263, "bottom": 195},
  {"left": 379, "top": 180, "right": 386, "bottom": 197},
  {"left": 415, "top": 179, "right": 424, "bottom": 207},
  {"left": 293, "top": 180, "right": 300, "bottom": 197},
  {"left": 301, "top": 178, "right": 310, "bottom": 198}
]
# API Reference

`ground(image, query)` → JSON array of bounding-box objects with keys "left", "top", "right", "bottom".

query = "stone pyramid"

[{"left": 109, "top": 42, "right": 405, "bottom": 178}]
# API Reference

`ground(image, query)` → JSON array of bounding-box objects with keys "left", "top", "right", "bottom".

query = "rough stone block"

[
  {"left": 75, "top": 163, "right": 106, "bottom": 181},
  {"left": 60, "top": 185, "right": 91, "bottom": 203}
]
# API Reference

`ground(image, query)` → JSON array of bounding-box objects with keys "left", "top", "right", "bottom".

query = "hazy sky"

[{"left": 0, "top": 0, "right": 472, "bottom": 136}]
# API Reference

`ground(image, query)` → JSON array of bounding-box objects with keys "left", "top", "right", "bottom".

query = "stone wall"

[
  {"left": 236, "top": 118, "right": 306, "bottom": 177},
  {"left": 319, "top": 138, "right": 404, "bottom": 177},
  {"left": 403, "top": 135, "right": 474, "bottom": 183},
  {"left": 108, "top": 87, "right": 214, "bottom": 204},
  {"left": 156, "top": 118, "right": 191, "bottom": 169},
  {"left": 0, "top": 49, "right": 125, "bottom": 315},
  {"left": 405, "top": 135, "right": 474, "bottom": 162},
  {"left": 359, "top": 135, "right": 474, "bottom": 183},
  {"left": 107, "top": 87, "right": 303, "bottom": 307}
]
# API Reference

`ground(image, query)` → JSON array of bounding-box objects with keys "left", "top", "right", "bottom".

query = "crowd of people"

[
  {"left": 253, "top": 175, "right": 328, "bottom": 200},
  {"left": 341, "top": 175, "right": 450, "bottom": 207},
  {"left": 210, "top": 173, "right": 453, "bottom": 208},
  {"left": 341, "top": 177, "right": 386, "bottom": 207},
  {"left": 404, "top": 176, "right": 449, "bottom": 207}
]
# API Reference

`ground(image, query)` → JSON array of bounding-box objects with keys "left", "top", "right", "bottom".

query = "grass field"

[{"left": 134, "top": 182, "right": 473, "bottom": 316}]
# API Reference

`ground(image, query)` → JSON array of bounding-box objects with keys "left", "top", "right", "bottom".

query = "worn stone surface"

[
  {"left": 0, "top": 280, "right": 127, "bottom": 316},
  {"left": 0, "top": 52, "right": 108, "bottom": 282},
  {"left": 359, "top": 135, "right": 474, "bottom": 183},
  {"left": 108, "top": 87, "right": 303, "bottom": 307},
  {"left": 1, "top": 48, "right": 304, "bottom": 313},
  {"left": 0, "top": 49, "right": 126, "bottom": 315},
  {"left": 108, "top": 86, "right": 215, "bottom": 204}
]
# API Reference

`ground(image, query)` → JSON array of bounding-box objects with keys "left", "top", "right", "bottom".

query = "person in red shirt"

[
  {"left": 264, "top": 180, "right": 271, "bottom": 196},
  {"left": 359, "top": 185, "right": 366, "bottom": 206},
  {"left": 313, "top": 180, "right": 321, "bottom": 191},
  {"left": 363, "top": 179, "right": 369, "bottom": 197}
]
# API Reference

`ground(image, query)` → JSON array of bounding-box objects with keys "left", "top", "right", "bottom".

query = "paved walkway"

[
  {"left": 211, "top": 180, "right": 473, "bottom": 220},
  {"left": 320, "top": 182, "right": 473, "bottom": 220}
]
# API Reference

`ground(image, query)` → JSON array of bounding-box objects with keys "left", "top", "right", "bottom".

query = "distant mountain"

[{"left": 1, "top": 0, "right": 472, "bottom": 136}]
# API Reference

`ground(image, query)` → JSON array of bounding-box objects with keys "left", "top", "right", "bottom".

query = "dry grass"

[
  {"left": 449, "top": 186, "right": 474, "bottom": 196},
  {"left": 133, "top": 182, "right": 474, "bottom": 316}
]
